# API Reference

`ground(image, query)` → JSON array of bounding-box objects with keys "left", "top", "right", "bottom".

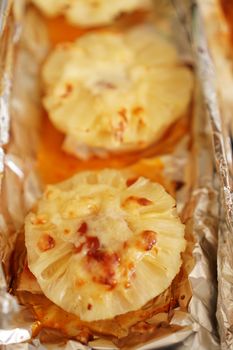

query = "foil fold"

[
  {"left": 0, "top": 0, "right": 222, "bottom": 349},
  {"left": 197, "top": 1, "right": 233, "bottom": 348},
  {"left": 0, "top": 0, "right": 14, "bottom": 150}
]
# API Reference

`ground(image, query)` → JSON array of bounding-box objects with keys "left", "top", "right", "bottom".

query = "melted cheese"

[
  {"left": 25, "top": 169, "right": 185, "bottom": 322},
  {"left": 31, "top": 0, "right": 151, "bottom": 26},
  {"left": 42, "top": 26, "right": 193, "bottom": 159}
]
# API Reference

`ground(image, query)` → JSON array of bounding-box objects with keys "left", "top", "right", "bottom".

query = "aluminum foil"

[
  {"left": 197, "top": 1, "right": 233, "bottom": 349},
  {"left": 0, "top": 0, "right": 13, "bottom": 185},
  {"left": 0, "top": 1, "right": 221, "bottom": 349}
]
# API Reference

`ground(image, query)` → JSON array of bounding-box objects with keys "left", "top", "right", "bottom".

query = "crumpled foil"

[
  {"left": 0, "top": 0, "right": 13, "bottom": 179},
  {"left": 0, "top": 0, "right": 222, "bottom": 349},
  {"left": 197, "top": 1, "right": 233, "bottom": 349}
]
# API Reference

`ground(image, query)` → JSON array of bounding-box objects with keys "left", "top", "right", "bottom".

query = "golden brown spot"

[
  {"left": 126, "top": 177, "right": 138, "bottom": 187},
  {"left": 74, "top": 242, "right": 85, "bottom": 254},
  {"left": 118, "top": 108, "right": 127, "bottom": 122},
  {"left": 122, "top": 262, "right": 136, "bottom": 279},
  {"left": 141, "top": 230, "right": 157, "bottom": 251},
  {"left": 68, "top": 210, "right": 76, "bottom": 218},
  {"left": 128, "top": 262, "right": 135, "bottom": 270},
  {"left": 86, "top": 236, "right": 100, "bottom": 253},
  {"left": 92, "top": 275, "right": 117, "bottom": 290},
  {"left": 89, "top": 251, "right": 120, "bottom": 290},
  {"left": 31, "top": 216, "right": 47, "bottom": 225},
  {"left": 138, "top": 118, "right": 146, "bottom": 128},
  {"left": 123, "top": 196, "right": 153, "bottom": 206},
  {"left": 87, "top": 303, "right": 93, "bottom": 310},
  {"left": 78, "top": 222, "right": 88, "bottom": 235},
  {"left": 132, "top": 106, "right": 144, "bottom": 115},
  {"left": 61, "top": 83, "right": 73, "bottom": 98},
  {"left": 137, "top": 197, "right": 153, "bottom": 206},
  {"left": 96, "top": 81, "right": 116, "bottom": 90},
  {"left": 129, "top": 262, "right": 136, "bottom": 279},
  {"left": 37, "top": 234, "right": 55, "bottom": 252},
  {"left": 75, "top": 279, "right": 86, "bottom": 287},
  {"left": 114, "top": 120, "right": 126, "bottom": 142},
  {"left": 64, "top": 228, "right": 70, "bottom": 235},
  {"left": 131, "top": 270, "right": 136, "bottom": 278},
  {"left": 125, "top": 282, "right": 131, "bottom": 289}
]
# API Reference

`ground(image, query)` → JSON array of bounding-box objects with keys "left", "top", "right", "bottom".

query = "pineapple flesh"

[
  {"left": 42, "top": 26, "right": 193, "bottom": 159},
  {"left": 31, "top": 0, "right": 151, "bottom": 26},
  {"left": 25, "top": 169, "right": 186, "bottom": 322}
]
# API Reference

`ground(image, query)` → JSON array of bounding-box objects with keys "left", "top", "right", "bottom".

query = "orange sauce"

[
  {"left": 37, "top": 114, "right": 189, "bottom": 186},
  {"left": 44, "top": 10, "right": 149, "bottom": 47},
  {"left": 44, "top": 16, "right": 93, "bottom": 45}
]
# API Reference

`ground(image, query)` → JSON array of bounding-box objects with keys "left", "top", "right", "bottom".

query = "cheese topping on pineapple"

[
  {"left": 42, "top": 26, "right": 193, "bottom": 159},
  {"left": 25, "top": 169, "right": 186, "bottom": 322},
  {"left": 31, "top": 0, "right": 151, "bottom": 26}
]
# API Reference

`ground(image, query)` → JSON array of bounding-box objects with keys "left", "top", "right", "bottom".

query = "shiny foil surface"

[
  {"left": 0, "top": 1, "right": 222, "bottom": 349},
  {"left": 198, "top": 1, "right": 233, "bottom": 349}
]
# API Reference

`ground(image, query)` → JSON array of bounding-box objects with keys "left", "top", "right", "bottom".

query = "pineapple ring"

[
  {"left": 42, "top": 27, "right": 193, "bottom": 159},
  {"left": 25, "top": 169, "right": 186, "bottom": 322},
  {"left": 31, "top": 0, "right": 151, "bottom": 27}
]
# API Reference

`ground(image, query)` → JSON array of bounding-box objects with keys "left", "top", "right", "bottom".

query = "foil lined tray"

[
  {"left": 197, "top": 1, "right": 233, "bottom": 349},
  {"left": 0, "top": 0, "right": 224, "bottom": 349}
]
